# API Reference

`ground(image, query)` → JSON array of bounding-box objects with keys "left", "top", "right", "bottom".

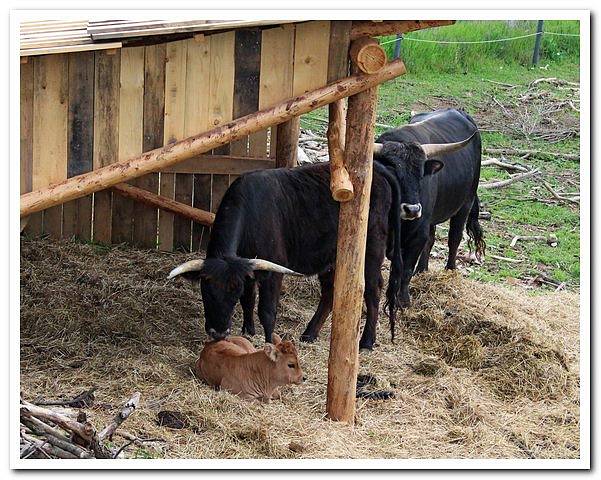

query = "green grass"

[{"left": 380, "top": 20, "right": 580, "bottom": 75}]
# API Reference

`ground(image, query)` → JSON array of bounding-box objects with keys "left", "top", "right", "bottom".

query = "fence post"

[
  {"left": 393, "top": 34, "right": 403, "bottom": 59},
  {"left": 532, "top": 20, "right": 544, "bottom": 66}
]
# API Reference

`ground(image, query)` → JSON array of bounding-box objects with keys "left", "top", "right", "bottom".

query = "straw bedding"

[{"left": 20, "top": 238, "right": 580, "bottom": 459}]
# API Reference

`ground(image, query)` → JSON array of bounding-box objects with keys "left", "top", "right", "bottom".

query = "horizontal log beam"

[
  {"left": 159, "top": 154, "right": 275, "bottom": 175},
  {"left": 350, "top": 20, "right": 455, "bottom": 40},
  {"left": 20, "top": 59, "right": 407, "bottom": 217},
  {"left": 111, "top": 183, "right": 215, "bottom": 226}
]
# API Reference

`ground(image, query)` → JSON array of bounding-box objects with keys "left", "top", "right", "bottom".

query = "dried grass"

[{"left": 20, "top": 238, "right": 580, "bottom": 459}]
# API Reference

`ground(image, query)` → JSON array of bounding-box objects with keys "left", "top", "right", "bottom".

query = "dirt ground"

[{"left": 20, "top": 238, "right": 580, "bottom": 459}]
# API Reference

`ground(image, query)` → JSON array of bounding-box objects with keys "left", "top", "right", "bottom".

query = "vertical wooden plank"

[
  {"left": 211, "top": 175, "right": 230, "bottom": 215},
  {"left": 193, "top": 174, "right": 212, "bottom": 250},
  {"left": 132, "top": 43, "right": 164, "bottom": 250},
  {"left": 92, "top": 49, "right": 120, "bottom": 244},
  {"left": 185, "top": 37, "right": 212, "bottom": 252},
  {"left": 33, "top": 54, "right": 68, "bottom": 238},
  {"left": 208, "top": 31, "right": 235, "bottom": 218},
  {"left": 327, "top": 21, "right": 352, "bottom": 83},
  {"left": 112, "top": 47, "right": 144, "bottom": 244},
  {"left": 231, "top": 28, "right": 262, "bottom": 157},
  {"left": 21, "top": 58, "right": 43, "bottom": 236},
  {"left": 63, "top": 51, "right": 94, "bottom": 241},
  {"left": 260, "top": 24, "right": 295, "bottom": 160},
  {"left": 160, "top": 40, "right": 188, "bottom": 251},
  {"left": 275, "top": 20, "right": 331, "bottom": 169}
]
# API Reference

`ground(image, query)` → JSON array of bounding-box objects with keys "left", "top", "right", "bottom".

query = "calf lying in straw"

[{"left": 196, "top": 334, "right": 304, "bottom": 402}]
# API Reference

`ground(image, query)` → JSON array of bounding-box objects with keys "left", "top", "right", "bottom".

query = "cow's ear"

[
  {"left": 264, "top": 344, "right": 279, "bottom": 362},
  {"left": 271, "top": 333, "right": 282, "bottom": 345},
  {"left": 424, "top": 159, "right": 444, "bottom": 176}
]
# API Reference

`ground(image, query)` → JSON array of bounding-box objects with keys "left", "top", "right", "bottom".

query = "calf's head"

[
  {"left": 373, "top": 133, "right": 475, "bottom": 220},
  {"left": 263, "top": 336, "right": 304, "bottom": 386},
  {"left": 168, "top": 257, "right": 301, "bottom": 340}
]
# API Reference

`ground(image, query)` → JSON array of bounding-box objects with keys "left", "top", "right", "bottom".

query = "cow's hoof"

[
  {"left": 359, "top": 346, "right": 374, "bottom": 354},
  {"left": 299, "top": 333, "right": 317, "bottom": 343},
  {"left": 241, "top": 327, "right": 255, "bottom": 336}
]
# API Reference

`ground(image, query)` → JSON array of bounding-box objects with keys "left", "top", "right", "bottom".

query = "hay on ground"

[{"left": 20, "top": 238, "right": 580, "bottom": 459}]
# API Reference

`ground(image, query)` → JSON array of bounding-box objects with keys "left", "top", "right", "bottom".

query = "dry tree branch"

[{"left": 479, "top": 169, "right": 540, "bottom": 189}]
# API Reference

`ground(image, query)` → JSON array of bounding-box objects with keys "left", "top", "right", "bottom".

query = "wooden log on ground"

[
  {"left": 328, "top": 99, "right": 353, "bottom": 202},
  {"left": 326, "top": 75, "right": 378, "bottom": 423},
  {"left": 21, "top": 59, "right": 407, "bottom": 217},
  {"left": 111, "top": 183, "right": 215, "bottom": 226},
  {"left": 350, "top": 20, "right": 454, "bottom": 40},
  {"left": 349, "top": 37, "right": 386, "bottom": 74}
]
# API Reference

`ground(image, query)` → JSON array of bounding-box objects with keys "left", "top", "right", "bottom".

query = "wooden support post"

[
  {"left": 111, "top": 183, "right": 215, "bottom": 226},
  {"left": 328, "top": 100, "right": 353, "bottom": 202},
  {"left": 275, "top": 118, "right": 300, "bottom": 168},
  {"left": 21, "top": 59, "right": 406, "bottom": 217},
  {"left": 326, "top": 77, "right": 379, "bottom": 423}
]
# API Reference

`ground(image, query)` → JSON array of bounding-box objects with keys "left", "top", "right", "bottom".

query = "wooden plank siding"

[
  {"left": 160, "top": 40, "right": 188, "bottom": 251},
  {"left": 33, "top": 54, "right": 69, "bottom": 238},
  {"left": 207, "top": 31, "right": 235, "bottom": 224},
  {"left": 92, "top": 49, "right": 121, "bottom": 244},
  {"left": 63, "top": 51, "right": 94, "bottom": 241},
  {"left": 112, "top": 46, "right": 145, "bottom": 244},
  {"left": 184, "top": 36, "right": 212, "bottom": 252},
  {"left": 21, "top": 21, "right": 353, "bottom": 251},
  {"left": 21, "top": 59, "right": 43, "bottom": 237},
  {"left": 132, "top": 43, "right": 164, "bottom": 250}
]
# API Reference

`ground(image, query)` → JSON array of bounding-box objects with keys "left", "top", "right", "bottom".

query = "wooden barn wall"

[{"left": 20, "top": 20, "right": 351, "bottom": 251}]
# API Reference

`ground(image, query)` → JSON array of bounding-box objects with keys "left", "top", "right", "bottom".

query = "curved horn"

[
  {"left": 248, "top": 259, "right": 303, "bottom": 276},
  {"left": 168, "top": 259, "right": 204, "bottom": 279},
  {"left": 420, "top": 131, "right": 476, "bottom": 159},
  {"left": 373, "top": 143, "right": 383, "bottom": 155}
]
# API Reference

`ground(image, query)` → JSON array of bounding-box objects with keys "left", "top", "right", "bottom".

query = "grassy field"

[{"left": 301, "top": 20, "right": 581, "bottom": 290}]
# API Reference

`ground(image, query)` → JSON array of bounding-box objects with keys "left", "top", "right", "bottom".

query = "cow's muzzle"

[
  {"left": 208, "top": 328, "right": 231, "bottom": 341},
  {"left": 400, "top": 203, "right": 422, "bottom": 220}
]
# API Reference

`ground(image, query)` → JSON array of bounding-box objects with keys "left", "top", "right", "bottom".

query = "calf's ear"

[
  {"left": 271, "top": 333, "right": 282, "bottom": 345},
  {"left": 264, "top": 344, "right": 279, "bottom": 362},
  {"left": 424, "top": 159, "right": 444, "bottom": 176}
]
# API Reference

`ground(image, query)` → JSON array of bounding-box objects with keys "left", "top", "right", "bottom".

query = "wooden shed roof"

[{"left": 20, "top": 19, "right": 296, "bottom": 56}]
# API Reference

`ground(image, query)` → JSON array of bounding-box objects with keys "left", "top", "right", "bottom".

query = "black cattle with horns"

[
  {"left": 168, "top": 128, "right": 474, "bottom": 350},
  {"left": 377, "top": 108, "right": 485, "bottom": 326}
]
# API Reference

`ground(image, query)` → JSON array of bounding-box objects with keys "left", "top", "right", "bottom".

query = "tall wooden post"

[
  {"left": 326, "top": 81, "right": 378, "bottom": 423},
  {"left": 275, "top": 118, "right": 300, "bottom": 168}
]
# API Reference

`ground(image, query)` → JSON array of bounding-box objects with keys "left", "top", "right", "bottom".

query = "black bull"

[{"left": 169, "top": 108, "right": 484, "bottom": 350}]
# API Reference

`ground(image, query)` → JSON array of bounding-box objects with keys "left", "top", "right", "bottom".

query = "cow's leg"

[
  {"left": 358, "top": 246, "right": 385, "bottom": 351},
  {"left": 300, "top": 269, "right": 335, "bottom": 343},
  {"left": 446, "top": 204, "right": 471, "bottom": 270},
  {"left": 257, "top": 273, "right": 283, "bottom": 344},
  {"left": 399, "top": 228, "right": 429, "bottom": 307},
  {"left": 415, "top": 224, "right": 436, "bottom": 274},
  {"left": 240, "top": 279, "right": 256, "bottom": 336}
]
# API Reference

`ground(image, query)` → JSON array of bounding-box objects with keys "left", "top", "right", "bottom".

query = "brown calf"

[{"left": 195, "top": 335, "right": 304, "bottom": 402}]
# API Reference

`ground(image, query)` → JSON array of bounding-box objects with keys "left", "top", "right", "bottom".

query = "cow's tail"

[
  {"left": 374, "top": 162, "right": 403, "bottom": 344},
  {"left": 466, "top": 194, "right": 486, "bottom": 261}
]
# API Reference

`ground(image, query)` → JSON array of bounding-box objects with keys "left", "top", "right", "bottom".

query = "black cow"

[
  {"left": 169, "top": 121, "right": 475, "bottom": 350},
  {"left": 168, "top": 160, "right": 405, "bottom": 350},
  {"left": 375, "top": 108, "right": 485, "bottom": 316},
  {"left": 300, "top": 111, "right": 480, "bottom": 345}
]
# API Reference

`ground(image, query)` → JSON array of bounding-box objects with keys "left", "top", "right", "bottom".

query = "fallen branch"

[
  {"left": 481, "top": 157, "right": 529, "bottom": 173},
  {"left": 510, "top": 234, "right": 558, "bottom": 248},
  {"left": 483, "top": 147, "right": 579, "bottom": 161},
  {"left": 489, "top": 254, "right": 524, "bottom": 264},
  {"left": 479, "top": 169, "right": 539, "bottom": 189},
  {"left": 98, "top": 392, "right": 141, "bottom": 442},
  {"left": 542, "top": 180, "right": 580, "bottom": 206},
  {"left": 481, "top": 78, "right": 517, "bottom": 89}
]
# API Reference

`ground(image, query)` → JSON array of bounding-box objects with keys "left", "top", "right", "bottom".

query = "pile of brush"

[{"left": 20, "top": 390, "right": 140, "bottom": 459}]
